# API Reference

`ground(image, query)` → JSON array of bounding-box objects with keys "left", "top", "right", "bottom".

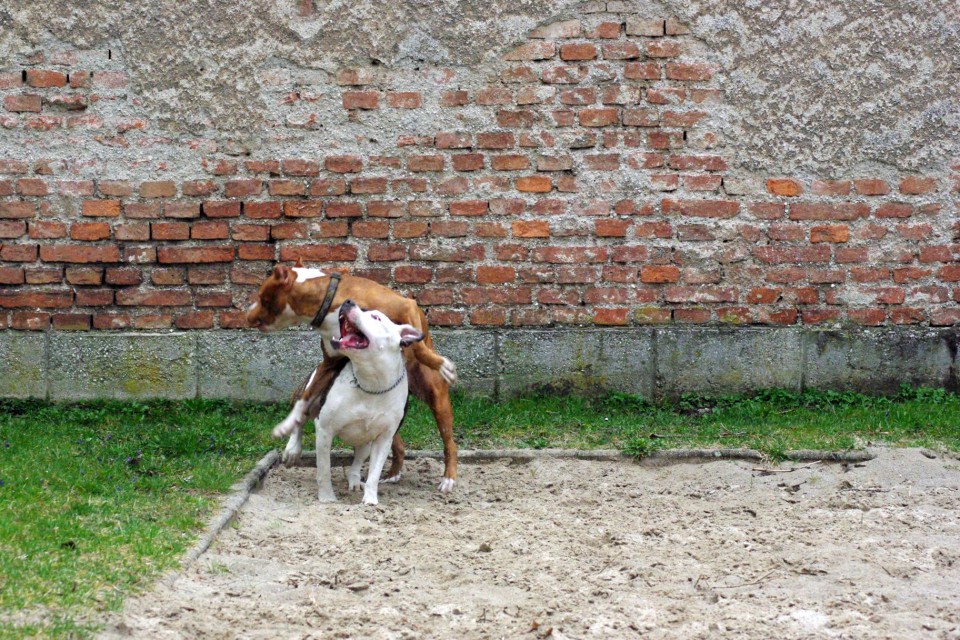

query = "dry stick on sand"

[{"left": 751, "top": 460, "right": 822, "bottom": 476}]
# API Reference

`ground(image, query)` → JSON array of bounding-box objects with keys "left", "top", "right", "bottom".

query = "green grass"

[
  {"left": 398, "top": 385, "right": 960, "bottom": 457},
  {"left": 2, "top": 386, "right": 959, "bottom": 637},
  {"left": 0, "top": 399, "right": 285, "bottom": 639}
]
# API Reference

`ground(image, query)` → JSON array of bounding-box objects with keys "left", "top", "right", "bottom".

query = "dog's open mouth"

[{"left": 335, "top": 313, "right": 369, "bottom": 350}]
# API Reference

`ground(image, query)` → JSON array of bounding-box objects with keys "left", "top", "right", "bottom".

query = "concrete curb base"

[{"left": 293, "top": 447, "right": 876, "bottom": 468}]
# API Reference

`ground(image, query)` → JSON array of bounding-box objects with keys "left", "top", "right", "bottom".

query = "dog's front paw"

[
  {"left": 438, "top": 477, "right": 456, "bottom": 494},
  {"left": 271, "top": 417, "right": 300, "bottom": 439},
  {"left": 440, "top": 357, "right": 458, "bottom": 385},
  {"left": 347, "top": 474, "right": 362, "bottom": 492},
  {"left": 281, "top": 443, "right": 302, "bottom": 467},
  {"left": 317, "top": 491, "right": 338, "bottom": 503},
  {"left": 382, "top": 472, "right": 402, "bottom": 484},
  {"left": 362, "top": 493, "right": 379, "bottom": 506}
]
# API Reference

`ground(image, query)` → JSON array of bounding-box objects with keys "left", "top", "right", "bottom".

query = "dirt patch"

[{"left": 101, "top": 448, "right": 960, "bottom": 639}]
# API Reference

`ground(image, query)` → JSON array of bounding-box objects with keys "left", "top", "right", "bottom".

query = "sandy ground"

[{"left": 100, "top": 448, "right": 960, "bottom": 640}]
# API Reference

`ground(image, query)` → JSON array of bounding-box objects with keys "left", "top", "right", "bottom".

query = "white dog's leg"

[
  {"left": 281, "top": 425, "right": 303, "bottom": 466},
  {"left": 273, "top": 400, "right": 307, "bottom": 439},
  {"left": 362, "top": 432, "right": 394, "bottom": 506},
  {"left": 315, "top": 419, "right": 336, "bottom": 503},
  {"left": 438, "top": 478, "right": 456, "bottom": 494},
  {"left": 347, "top": 443, "right": 372, "bottom": 492},
  {"left": 440, "top": 357, "right": 458, "bottom": 385}
]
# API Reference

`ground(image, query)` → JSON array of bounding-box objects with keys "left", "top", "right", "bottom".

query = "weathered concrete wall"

[
  {"left": 2, "top": 327, "right": 956, "bottom": 400},
  {"left": 0, "top": 1, "right": 958, "bottom": 397}
]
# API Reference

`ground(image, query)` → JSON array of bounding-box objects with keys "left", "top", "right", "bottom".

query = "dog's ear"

[
  {"left": 273, "top": 264, "right": 296, "bottom": 290},
  {"left": 398, "top": 325, "right": 425, "bottom": 348}
]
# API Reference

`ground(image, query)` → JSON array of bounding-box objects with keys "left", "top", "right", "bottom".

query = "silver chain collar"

[{"left": 350, "top": 367, "right": 406, "bottom": 395}]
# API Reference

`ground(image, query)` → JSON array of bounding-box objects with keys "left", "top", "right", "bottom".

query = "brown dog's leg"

[{"left": 409, "top": 364, "right": 457, "bottom": 493}]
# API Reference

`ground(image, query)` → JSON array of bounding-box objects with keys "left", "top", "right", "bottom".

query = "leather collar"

[{"left": 310, "top": 272, "right": 341, "bottom": 328}]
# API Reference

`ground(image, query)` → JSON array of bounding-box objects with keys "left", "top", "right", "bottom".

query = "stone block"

[
  {"left": 657, "top": 327, "right": 802, "bottom": 398},
  {"left": 0, "top": 332, "right": 46, "bottom": 398},
  {"left": 48, "top": 333, "right": 196, "bottom": 400},
  {"left": 803, "top": 329, "right": 954, "bottom": 394}
]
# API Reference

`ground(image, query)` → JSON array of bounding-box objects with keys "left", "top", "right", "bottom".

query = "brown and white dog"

[{"left": 247, "top": 263, "right": 459, "bottom": 493}]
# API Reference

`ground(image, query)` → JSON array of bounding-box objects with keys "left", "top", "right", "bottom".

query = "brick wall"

[{"left": 0, "top": 7, "right": 958, "bottom": 333}]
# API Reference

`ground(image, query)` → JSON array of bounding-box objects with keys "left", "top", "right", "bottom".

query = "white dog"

[{"left": 274, "top": 300, "right": 423, "bottom": 505}]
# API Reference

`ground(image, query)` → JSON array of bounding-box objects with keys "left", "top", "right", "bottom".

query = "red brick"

[
  {"left": 394, "top": 221, "right": 429, "bottom": 238},
  {"left": 588, "top": 21, "right": 622, "bottom": 39},
  {"left": 386, "top": 92, "right": 421, "bottom": 109},
  {"left": 476, "top": 133, "right": 515, "bottom": 149},
  {"left": 767, "top": 178, "right": 803, "bottom": 196},
  {"left": 151, "top": 267, "right": 186, "bottom": 286},
  {"left": 810, "top": 225, "right": 849, "bottom": 243},
  {"left": 79, "top": 200, "right": 120, "bottom": 217},
  {"left": 790, "top": 203, "right": 869, "bottom": 221},
  {"left": 367, "top": 244, "right": 407, "bottom": 261},
  {"left": 601, "top": 42, "right": 641, "bottom": 60},
  {"left": 268, "top": 179, "right": 305, "bottom": 196},
  {"left": 646, "top": 40, "right": 681, "bottom": 58},
  {"left": 0, "top": 267, "right": 24, "bottom": 284},
  {"left": 335, "top": 68, "right": 375, "bottom": 85},
  {"left": 325, "top": 202, "right": 362, "bottom": 218},
  {"left": 875, "top": 203, "right": 912, "bottom": 219},
  {"left": 899, "top": 176, "right": 936, "bottom": 195},
  {"left": 665, "top": 63, "right": 713, "bottom": 81},
  {"left": 98, "top": 180, "right": 133, "bottom": 197},
  {"left": 530, "top": 19, "right": 582, "bottom": 39},
  {"left": 579, "top": 108, "right": 619, "bottom": 127},
  {"left": 203, "top": 201, "right": 242, "bottom": 218},
  {"left": 513, "top": 220, "right": 550, "bottom": 238},
  {"left": 440, "top": 90, "right": 469, "bottom": 107},
  {"left": 164, "top": 202, "right": 201, "bottom": 219},
  {"left": 453, "top": 154, "right": 485, "bottom": 171},
  {"left": 310, "top": 179, "right": 347, "bottom": 196},
  {"left": 810, "top": 179, "right": 852, "bottom": 196},
  {"left": 191, "top": 221, "right": 229, "bottom": 239},
  {"left": 173, "top": 310, "right": 214, "bottom": 329},
  {"left": 595, "top": 219, "right": 631, "bottom": 237},
  {"left": 342, "top": 91, "right": 380, "bottom": 109},
  {"left": 752, "top": 246, "right": 831, "bottom": 264},
  {"left": 667, "top": 155, "right": 727, "bottom": 171},
  {"left": 237, "top": 244, "right": 275, "bottom": 261},
  {"left": 560, "top": 43, "right": 598, "bottom": 61},
  {"left": 5, "top": 95, "right": 42, "bottom": 113},
  {"left": 541, "top": 65, "right": 588, "bottom": 84},
  {"left": 268, "top": 223, "right": 307, "bottom": 240},
  {"left": 407, "top": 155, "right": 444, "bottom": 172},
  {"left": 624, "top": 62, "right": 660, "bottom": 80},
  {"left": 853, "top": 179, "right": 890, "bottom": 195},
  {"left": 516, "top": 176, "right": 553, "bottom": 193},
  {"left": 280, "top": 244, "right": 358, "bottom": 262},
  {"left": 115, "top": 289, "right": 191, "bottom": 307},
  {"left": 532, "top": 246, "right": 607, "bottom": 263},
  {"left": 39, "top": 245, "right": 120, "bottom": 263},
  {"left": 0, "top": 290, "right": 74, "bottom": 309},
  {"left": 325, "top": 156, "right": 363, "bottom": 173},
  {"left": 70, "top": 222, "right": 111, "bottom": 241},
  {"left": 157, "top": 246, "right": 234, "bottom": 263},
  {"left": 140, "top": 181, "right": 176, "bottom": 198},
  {"left": 663, "top": 199, "right": 738, "bottom": 218},
  {"left": 434, "top": 132, "right": 472, "bottom": 149},
  {"left": 245, "top": 160, "right": 282, "bottom": 175},
  {"left": 280, "top": 159, "right": 320, "bottom": 176},
  {"left": 76, "top": 289, "right": 114, "bottom": 306},
  {"left": 283, "top": 201, "right": 324, "bottom": 218},
  {"left": 641, "top": 266, "right": 680, "bottom": 283},
  {"left": 142, "top": 222, "right": 184, "bottom": 243},
  {"left": 503, "top": 41, "right": 557, "bottom": 61},
  {"left": 626, "top": 17, "right": 664, "bottom": 36},
  {"left": 449, "top": 200, "right": 489, "bottom": 217},
  {"left": 224, "top": 180, "right": 262, "bottom": 198},
  {"left": 0, "top": 220, "right": 26, "bottom": 238}
]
